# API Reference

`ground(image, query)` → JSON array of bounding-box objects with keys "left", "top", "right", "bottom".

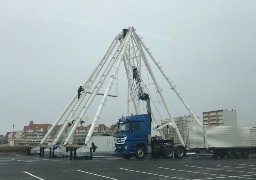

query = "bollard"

[
  {"left": 42, "top": 148, "right": 44, "bottom": 157},
  {"left": 195, "top": 147, "right": 200, "bottom": 159},
  {"left": 26, "top": 147, "right": 30, "bottom": 155},
  {"left": 70, "top": 148, "right": 73, "bottom": 160},
  {"left": 52, "top": 147, "right": 55, "bottom": 158},
  {"left": 39, "top": 147, "right": 42, "bottom": 157},
  {"left": 49, "top": 148, "right": 52, "bottom": 158},
  {"left": 74, "top": 148, "right": 77, "bottom": 160},
  {"left": 90, "top": 147, "right": 93, "bottom": 160}
]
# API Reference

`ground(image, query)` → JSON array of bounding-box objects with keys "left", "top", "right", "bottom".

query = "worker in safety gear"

[
  {"left": 122, "top": 29, "right": 129, "bottom": 38},
  {"left": 91, "top": 142, "right": 97, "bottom": 152},
  {"left": 77, "top": 86, "right": 84, "bottom": 99}
]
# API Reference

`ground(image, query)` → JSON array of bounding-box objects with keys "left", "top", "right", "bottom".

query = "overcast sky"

[{"left": 0, "top": 0, "right": 256, "bottom": 135}]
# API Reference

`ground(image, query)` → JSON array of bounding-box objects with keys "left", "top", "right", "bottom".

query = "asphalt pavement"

[{"left": 0, "top": 153, "right": 256, "bottom": 180}]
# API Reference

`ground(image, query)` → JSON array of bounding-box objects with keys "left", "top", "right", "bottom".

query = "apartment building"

[
  {"left": 203, "top": 108, "right": 237, "bottom": 127},
  {"left": 162, "top": 115, "right": 197, "bottom": 144}
]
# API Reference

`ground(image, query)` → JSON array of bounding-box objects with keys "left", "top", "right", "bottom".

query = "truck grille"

[{"left": 115, "top": 136, "right": 127, "bottom": 144}]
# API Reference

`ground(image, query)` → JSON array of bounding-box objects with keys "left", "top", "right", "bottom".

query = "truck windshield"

[{"left": 116, "top": 122, "right": 130, "bottom": 133}]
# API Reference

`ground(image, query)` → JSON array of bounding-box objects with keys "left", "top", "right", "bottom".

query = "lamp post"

[{"left": 11, "top": 124, "right": 14, "bottom": 146}]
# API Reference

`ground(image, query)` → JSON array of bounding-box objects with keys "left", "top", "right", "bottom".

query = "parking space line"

[
  {"left": 182, "top": 163, "right": 256, "bottom": 178},
  {"left": 23, "top": 171, "right": 44, "bottom": 180},
  {"left": 159, "top": 166, "right": 230, "bottom": 179},
  {"left": 77, "top": 170, "right": 118, "bottom": 180},
  {"left": 120, "top": 167, "right": 170, "bottom": 178}
]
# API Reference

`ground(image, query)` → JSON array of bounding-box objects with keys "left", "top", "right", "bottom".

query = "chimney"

[{"left": 29, "top": 121, "right": 33, "bottom": 125}]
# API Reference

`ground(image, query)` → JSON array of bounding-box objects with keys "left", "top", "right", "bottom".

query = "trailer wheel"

[
  {"left": 175, "top": 146, "right": 185, "bottom": 159},
  {"left": 123, "top": 154, "right": 132, "bottom": 159},
  {"left": 227, "top": 150, "right": 235, "bottom": 159},
  {"left": 234, "top": 150, "right": 242, "bottom": 159},
  {"left": 163, "top": 146, "right": 174, "bottom": 159},
  {"left": 135, "top": 146, "right": 146, "bottom": 159}
]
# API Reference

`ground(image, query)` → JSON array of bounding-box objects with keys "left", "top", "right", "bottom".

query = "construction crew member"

[
  {"left": 77, "top": 86, "right": 84, "bottom": 99},
  {"left": 122, "top": 29, "right": 129, "bottom": 38},
  {"left": 91, "top": 142, "right": 97, "bottom": 152}
]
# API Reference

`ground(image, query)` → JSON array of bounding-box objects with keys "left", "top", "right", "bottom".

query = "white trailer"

[{"left": 187, "top": 125, "right": 256, "bottom": 158}]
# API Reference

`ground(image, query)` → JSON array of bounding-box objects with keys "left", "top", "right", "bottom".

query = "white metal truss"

[
  {"left": 40, "top": 27, "right": 200, "bottom": 148},
  {"left": 40, "top": 35, "right": 119, "bottom": 146}
]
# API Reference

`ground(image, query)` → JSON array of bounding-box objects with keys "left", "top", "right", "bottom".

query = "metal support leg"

[
  {"left": 52, "top": 148, "right": 55, "bottom": 158},
  {"left": 90, "top": 147, "right": 93, "bottom": 160},
  {"left": 42, "top": 148, "right": 44, "bottom": 157},
  {"left": 26, "top": 147, "right": 30, "bottom": 155},
  {"left": 74, "top": 148, "right": 76, "bottom": 160},
  {"left": 70, "top": 149, "right": 73, "bottom": 160},
  {"left": 49, "top": 148, "right": 52, "bottom": 158},
  {"left": 39, "top": 147, "right": 42, "bottom": 157}
]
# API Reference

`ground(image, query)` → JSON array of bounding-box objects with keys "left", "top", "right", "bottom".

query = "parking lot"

[{"left": 1, "top": 154, "right": 256, "bottom": 180}]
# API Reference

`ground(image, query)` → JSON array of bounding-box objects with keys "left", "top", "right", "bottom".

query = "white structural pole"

[
  {"left": 125, "top": 51, "right": 144, "bottom": 114},
  {"left": 84, "top": 35, "right": 120, "bottom": 91},
  {"left": 51, "top": 36, "right": 119, "bottom": 146},
  {"left": 40, "top": 95, "right": 76, "bottom": 145},
  {"left": 134, "top": 34, "right": 185, "bottom": 146},
  {"left": 135, "top": 33, "right": 202, "bottom": 126},
  {"left": 84, "top": 30, "right": 132, "bottom": 145},
  {"left": 151, "top": 114, "right": 165, "bottom": 138},
  {"left": 52, "top": 121, "right": 69, "bottom": 145},
  {"left": 143, "top": 53, "right": 185, "bottom": 146},
  {"left": 123, "top": 54, "right": 139, "bottom": 114},
  {"left": 63, "top": 56, "right": 117, "bottom": 145},
  {"left": 43, "top": 36, "right": 118, "bottom": 145},
  {"left": 127, "top": 79, "right": 130, "bottom": 115},
  {"left": 63, "top": 28, "right": 132, "bottom": 145}
]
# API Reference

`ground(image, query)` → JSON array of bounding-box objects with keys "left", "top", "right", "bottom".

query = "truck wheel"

[
  {"left": 163, "top": 146, "right": 174, "bottom": 159},
  {"left": 175, "top": 146, "right": 185, "bottom": 159},
  {"left": 135, "top": 146, "right": 146, "bottom": 159},
  {"left": 123, "top": 154, "right": 132, "bottom": 159}
]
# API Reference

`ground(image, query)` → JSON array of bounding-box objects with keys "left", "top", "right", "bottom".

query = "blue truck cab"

[
  {"left": 114, "top": 113, "right": 185, "bottom": 159},
  {"left": 114, "top": 114, "right": 151, "bottom": 159}
]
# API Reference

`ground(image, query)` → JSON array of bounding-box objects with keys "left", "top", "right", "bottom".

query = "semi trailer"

[
  {"left": 188, "top": 125, "right": 256, "bottom": 159},
  {"left": 114, "top": 115, "right": 256, "bottom": 159}
]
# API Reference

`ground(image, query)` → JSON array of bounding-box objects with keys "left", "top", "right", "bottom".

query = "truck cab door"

[{"left": 130, "top": 121, "right": 147, "bottom": 147}]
